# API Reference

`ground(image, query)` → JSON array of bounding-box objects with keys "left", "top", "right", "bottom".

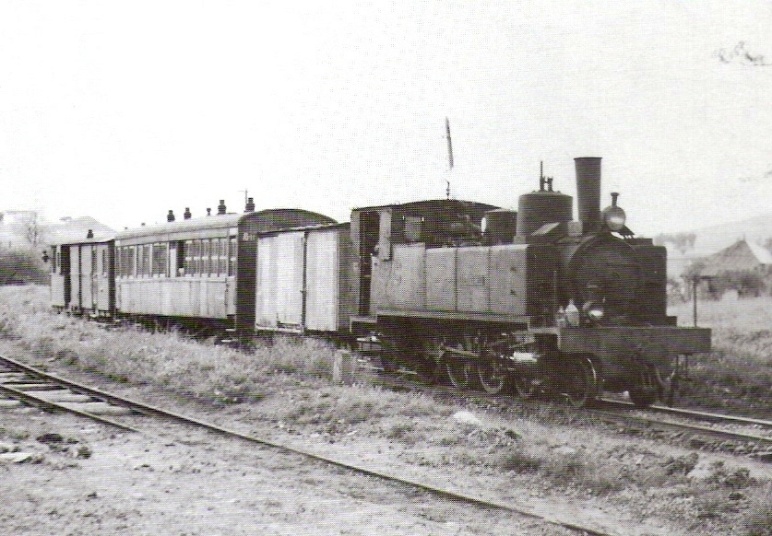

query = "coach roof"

[{"left": 115, "top": 208, "right": 337, "bottom": 242}]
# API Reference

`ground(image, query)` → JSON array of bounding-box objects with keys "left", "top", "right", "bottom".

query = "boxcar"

[
  {"left": 49, "top": 232, "right": 116, "bottom": 317},
  {"left": 255, "top": 222, "right": 357, "bottom": 334}
]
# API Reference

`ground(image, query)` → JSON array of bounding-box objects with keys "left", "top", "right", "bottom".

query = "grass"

[
  {"left": 668, "top": 296, "right": 772, "bottom": 416},
  {"left": 0, "top": 285, "right": 340, "bottom": 402}
]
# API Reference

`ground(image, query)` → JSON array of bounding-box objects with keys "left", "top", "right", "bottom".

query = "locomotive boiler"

[{"left": 351, "top": 157, "right": 710, "bottom": 407}]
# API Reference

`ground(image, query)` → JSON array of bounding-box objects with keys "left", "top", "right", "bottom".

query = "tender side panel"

[
  {"left": 419, "top": 244, "right": 538, "bottom": 317},
  {"left": 457, "top": 246, "right": 490, "bottom": 312},
  {"left": 371, "top": 243, "right": 426, "bottom": 311},
  {"left": 426, "top": 248, "right": 457, "bottom": 311},
  {"left": 489, "top": 244, "right": 529, "bottom": 315}
]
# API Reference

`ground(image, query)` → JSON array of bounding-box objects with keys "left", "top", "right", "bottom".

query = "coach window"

[
  {"left": 209, "top": 239, "right": 216, "bottom": 276},
  {"left": 175, "top": 241, "right": 185, "bottom": 276},
  {"left": 119, "top": 247, "right": 128, "bottom": 278},
  {"left": 153, "top": 243, "right": 168, "bottom": 277},
  {"left": 201, "top": 239, "right": 211, "bottom": 276},
  {"left": 193, "top": 240, "right": 202, "bottom": 275},
  {"left": 136, "top": 246, "right": 144, "bottom": 277},
  {"left": 228, "top": 237, "right": 236, "bottom": 276},
  {"left": 209, "top": 239, "right": 217, "bottom": 276},
  {"left": 213, "top": 238, "right": 222, "bottom": 276},
  {"left": 141, "top": 244, "right": 151, "bottom": 277},
  {"left": 184, "top": 240, "right": 194, "bottom": 276},
  {"left": 217, "top": 238, "right": 226, "bottom": 276}
]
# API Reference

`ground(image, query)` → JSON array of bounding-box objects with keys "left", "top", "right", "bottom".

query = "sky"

[{"left": 1, "top": 1, "right": 771, "bottom": 237}]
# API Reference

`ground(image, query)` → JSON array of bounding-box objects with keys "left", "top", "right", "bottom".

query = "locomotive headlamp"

[
  {"left": 582, "top": 300, "right": 605, "bottom": 322},
  {"left": 602, "top": 192, "right": 626, "bottom": 232}
]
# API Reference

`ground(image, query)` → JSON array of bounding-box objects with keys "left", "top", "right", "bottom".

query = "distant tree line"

[
  {"left": 653, "top": 232, "right": 697, "bottom": 254},
  {"left": 0, "top": 247, "right": 48, "bottom": 285}
]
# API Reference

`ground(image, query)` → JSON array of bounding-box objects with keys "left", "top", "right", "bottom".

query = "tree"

[
  {"left": 18, "top": 212, "right": 44, "bottom": 248},
  {"left": 716, "top": 41, "right": 771, "bottom": 67},
  {"left": 653, "top": 232, "right": 697, "bottom": 254}
]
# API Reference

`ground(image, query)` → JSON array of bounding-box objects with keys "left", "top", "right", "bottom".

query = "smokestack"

[
  {"left": 574, "top": 157, "right": 602, "bottom": 230},
  {"left": 167, "top": 210, "right": 175, "bottom": 222},
  {"left": 245, "top": 197, "right": 255, "bottom": 213},
  {"left": 184, "top": 207, "right": 192, "bottom": 220},
  {"left": 217, "top": 200, "right": 226, "bottom": 215}
]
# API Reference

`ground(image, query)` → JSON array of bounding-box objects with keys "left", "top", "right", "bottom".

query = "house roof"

[
  {"left": 700, "top": 239, "right": 772, "bottom": 276},
  {"left": 746, "top": 241, "right": 772, "bottom": 264}
]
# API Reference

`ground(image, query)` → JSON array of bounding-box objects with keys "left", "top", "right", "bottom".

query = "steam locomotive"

[{"left": 49, "top": 157, "right": 710, "bottom": 407}]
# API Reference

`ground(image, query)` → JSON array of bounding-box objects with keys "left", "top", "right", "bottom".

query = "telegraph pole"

[
  {"left": 445, "top": 118, "right": 454, "bottom": 199},
  {"left": 445, "top": 117, "right": 454, "bottom": 170}
]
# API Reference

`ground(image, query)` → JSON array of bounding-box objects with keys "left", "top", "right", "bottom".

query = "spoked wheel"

[
  {"left": 629, "top": 366, "right": 660, "bottom": 408},
  {"left": 445, "top": 358, "right": 476, "bottom": 389},
  {"left": 477, "top": 360, "right": 508, "bottom": 394},
  {"left": 513, "top": 374, "right": 538, "bottom": 399},
  {"left": 563, "top": 357, "right": 599, "bottom": 408},
  {"left": 416, "top": 339, "right": 444, "bottom": 385}
]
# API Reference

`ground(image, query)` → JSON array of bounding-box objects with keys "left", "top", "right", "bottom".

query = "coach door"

[
  {"left": 69, "top": 246, "right": 81, "bottom": 310},
  {"left": 90, "top": 247, "right": 98, "bottom": 309},
  {"left": 79, "top": 245, "right": 94, "bottom": 311}
]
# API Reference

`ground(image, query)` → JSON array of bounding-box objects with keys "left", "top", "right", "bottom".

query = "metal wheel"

[
  {"left": 380, "top": 355, "right": 399, "bottom": 373},
  {"left": 564, "top": 357, "right": 598, "bottom": 408},
  {"left": 513, "top": 374, "right": 537, "bottom": 399},
  {"left": 629, "top": 367, "right": 659, "bottom": 408},
  {"left": 445, "top": 358, "right": 475, "bottom": 389},
  {"left": 477, "top": 360, "right": 508, "bottom": 394}
]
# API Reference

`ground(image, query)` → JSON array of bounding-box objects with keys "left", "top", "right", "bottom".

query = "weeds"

[
  {"left": 669, "top": 296, "right": 772, "bottom": 415},
  {"left": 743, "top": 499, "right": 772, "bottom": 536}
]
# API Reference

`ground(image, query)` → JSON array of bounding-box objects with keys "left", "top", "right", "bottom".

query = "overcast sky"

[{"left": 1, "top": 1, "right": 771, "bottom": 236}]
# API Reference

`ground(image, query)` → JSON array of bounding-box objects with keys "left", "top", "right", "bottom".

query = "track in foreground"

[
  {"left": 366, "top": 361, "right": 772, "bottom": 461},
  {"left": 0, "top": 353, "right": 623, "bottom": 536}
]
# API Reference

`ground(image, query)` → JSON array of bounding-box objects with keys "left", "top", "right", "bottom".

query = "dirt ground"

[
  {"left": 2, "top": 339, "right": 771, "bottom": 536},
  {"left": 1, "top": 393, "right": 579, "bottom": 535}
]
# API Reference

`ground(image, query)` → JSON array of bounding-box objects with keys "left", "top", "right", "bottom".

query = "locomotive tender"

[{"left": 49, "top": 157, "right": 710, "bottom": 407}]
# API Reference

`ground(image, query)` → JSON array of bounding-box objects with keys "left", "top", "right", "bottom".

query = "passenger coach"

[
  {"left": 49, "top": 231, "right": 116, "bottom": 317},
  {"left": 113, "top": 200, "right": 336, "bottom": 334}
]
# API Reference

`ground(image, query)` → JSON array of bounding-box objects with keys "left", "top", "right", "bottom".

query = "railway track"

[
  {"left": 366, "top": 361, "right": 772, "bottom": 461},
  {"left": 0, "top": 353, "right": 626, "bottom": 536}
]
